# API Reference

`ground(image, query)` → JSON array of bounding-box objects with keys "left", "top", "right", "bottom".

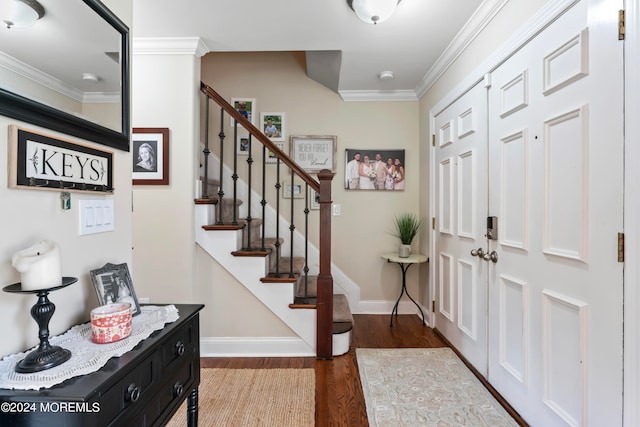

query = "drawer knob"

[
  {"left": 175, "top": 341, "right": 185, "bottom": 356},
  {"left": 127, "top": 383, "right": 140, "bottom": 403},
  {"left": 173, "top": 382, "right": 184, "bottom": 397}
]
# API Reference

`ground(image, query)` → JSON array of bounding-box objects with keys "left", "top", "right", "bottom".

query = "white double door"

[{"left": 432, "top": 0, "right": 623, "bottom": 425}]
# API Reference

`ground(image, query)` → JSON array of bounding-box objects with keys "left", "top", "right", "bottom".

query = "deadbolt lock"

[{"left": 487, "top": 216, "right": 498, "bottom": 240}]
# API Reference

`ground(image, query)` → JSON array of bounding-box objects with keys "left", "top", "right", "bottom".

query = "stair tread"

[
  {"left": 202, "top": 223, "right": 245, "bottom": 231},
  {"left": 234, "top": 236, "right": 284, "bottom": 256},
  {"left": 231, "top": 249, "right": 270, "bottom": 257},
  {"left": 195, "top": 198, "right": 218, "bottom": 205},
  {"left": 203, "top": 218, "right": 263, "bottom": 229},
  {"left": 242, "top": 237, "right": 283, "bottom": 251},
  {"left": 289, "top": 294, "right": 353, "bottom": 333},
  {"left": 261, "top": 273, "right": 298, "bottom": 283}
]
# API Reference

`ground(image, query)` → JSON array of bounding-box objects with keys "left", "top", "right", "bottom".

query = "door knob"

[
  {"left": 483, "top": 251, "right": 499, "bottom": 263},
  {"left": 470, "top": 248, "right": 486, "bottom": 258}
]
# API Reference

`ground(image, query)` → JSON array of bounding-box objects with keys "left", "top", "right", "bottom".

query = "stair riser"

[
  {"left": 241, "top": 220, "right": 262, "bottom": 249},
  {"left": 219, "top": 201, "right": 241, "bottom": 223}
]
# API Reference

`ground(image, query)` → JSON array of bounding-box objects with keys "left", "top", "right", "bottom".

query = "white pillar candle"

[{"left": 11, "top": 240, "right": 62, "bottom": 291}]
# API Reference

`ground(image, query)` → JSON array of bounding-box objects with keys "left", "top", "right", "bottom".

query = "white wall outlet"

[{"left": 333, "top": 203, "right": 341, "bottom": 216}]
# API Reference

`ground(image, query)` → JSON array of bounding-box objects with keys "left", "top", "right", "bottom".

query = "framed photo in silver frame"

[{"left": 90, "top": 263, "right": 141, "bottom": 316}]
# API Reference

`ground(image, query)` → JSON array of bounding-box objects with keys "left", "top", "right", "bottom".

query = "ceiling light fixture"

[
  {"left": 1, "top": 0, "right": 45, "bottom": 29},
  {"left": 347, "top": 0, "right": 400, "bottom": 25},
  {"left": 82, "top": 73, "right": 101, "bottom": 84},
  {"left": 378, "top": 71, "right": 394, "bottom": 80}
]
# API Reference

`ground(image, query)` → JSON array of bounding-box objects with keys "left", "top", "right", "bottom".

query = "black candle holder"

[{"left": 3, "top": 277, "right": 77, "bottom": 373}]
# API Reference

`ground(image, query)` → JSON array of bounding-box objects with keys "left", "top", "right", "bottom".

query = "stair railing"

[{"left": 199, "top": 82, "right": 334, "bottom": 359}]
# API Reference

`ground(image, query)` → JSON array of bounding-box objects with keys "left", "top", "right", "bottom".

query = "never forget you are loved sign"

[{"left": 8, "top": 125, "right": 114, "bottom": 193}]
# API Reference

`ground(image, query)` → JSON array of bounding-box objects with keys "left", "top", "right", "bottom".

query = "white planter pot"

[{"left": 398, "top": 244, "right": 411, "bottom": 258}]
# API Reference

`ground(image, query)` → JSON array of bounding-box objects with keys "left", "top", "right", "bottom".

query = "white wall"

[
  {"left": 131, "top": 53, "right": 199, "bottom": 304},
  {"left": 0, "top": 0, "right": 132, "bottom": 356}
]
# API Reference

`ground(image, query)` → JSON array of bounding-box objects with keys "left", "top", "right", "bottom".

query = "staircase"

[{"left": 195, "top": 83, "right": 352, "bottom": 358}]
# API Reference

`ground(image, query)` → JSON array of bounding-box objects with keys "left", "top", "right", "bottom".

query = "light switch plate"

[{"left": 79, "top": 199, "right": 114, "bottom": 235}]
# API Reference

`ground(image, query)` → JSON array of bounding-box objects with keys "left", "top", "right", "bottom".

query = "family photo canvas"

[{"left": 344, "top": 149, "right": 405, "bottom": 191}]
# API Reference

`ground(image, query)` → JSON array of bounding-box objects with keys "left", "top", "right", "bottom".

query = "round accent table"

[{"left": 381, "top": 253, "right": 428, "bottom": 327}]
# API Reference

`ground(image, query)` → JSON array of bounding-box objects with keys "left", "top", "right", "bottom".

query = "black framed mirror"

[{"left": 0, "top": 0, "right": 130, "bottom": 151}]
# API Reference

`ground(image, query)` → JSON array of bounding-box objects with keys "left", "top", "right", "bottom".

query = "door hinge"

[
  {"left": 619, "top": 10, "right": 625, "bottom": 40},
  {"left": 618, "top": 232, "right": 624, "bottom": 262},
  {"left": 432, "top": 217, "right": 436, "bottom": 229},
  {"left": 432, "top": 134, "right": 435, "bottom": 147},
  {"left": 432, "top": 300, "right": 435, "bottom": 312}
]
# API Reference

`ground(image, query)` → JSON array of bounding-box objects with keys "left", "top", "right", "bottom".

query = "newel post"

[{"left": 316, "top": 169, "right": 334, "bottom": 359}]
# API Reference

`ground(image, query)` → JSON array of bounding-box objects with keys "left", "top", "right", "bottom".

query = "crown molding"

[
  {"left": 0, "top": 52, "right": 83, "bottom": 102},
  {"left": 429, "top": 0, "right": 578, "bottom": 116},
  {"left": 339, "top": 89, "right": 418, "bottom": 102},
  {"left": 82, "top": 92, "right": 120, "bottom": 103},
  {"left": 415, "top": 0, "right": 509, "bottom": 98},
  {"left": 132, "top": 37, "right": 209, "bottom": 57}
]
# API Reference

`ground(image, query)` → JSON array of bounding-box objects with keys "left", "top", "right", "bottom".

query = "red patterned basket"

[{"left": 90, "top": 302, "right": 132, "bottom": 344}]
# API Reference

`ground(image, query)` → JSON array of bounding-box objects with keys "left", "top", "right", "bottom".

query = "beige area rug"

[
  {"left": 357, "top": 348, "right": 519, "bottom": 427},
  {"left": 166, "top": 368, "right": 315, "bottom": 427}
]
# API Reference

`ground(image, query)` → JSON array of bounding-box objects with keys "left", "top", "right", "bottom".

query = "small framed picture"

[
  {"left": 282, "top": 180, "right": 304, "bottom": 199},
  {"left": 230, "top": 98, "right": 256, "bottom": 126},
  {"left": 260, "top": 112, "right": 285, "bottom": 142},
  {"left": 310, "top": 188, "right": 320, "bottom": 210},
  {"left": 290, "top": 135, "right": 337, "bottom": 173},
  {"left": 266, "top": 142, "right": 285, "bottom": 164},
  {"left": 237, "top": 133, "right": 250, "bottom": 156},
  {"left": 132, "top": 128, "right": 169, "bottom": 185},
  {"left": 90, "top": 263, "right": 141, "bottom": 316}
]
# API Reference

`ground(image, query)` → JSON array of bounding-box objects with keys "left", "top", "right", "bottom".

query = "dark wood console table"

[{"left": 0, "top": 304, "right": 203, "bottom": 427}]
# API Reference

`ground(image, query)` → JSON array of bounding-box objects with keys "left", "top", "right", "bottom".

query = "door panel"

[
  {"left": 434, "top": 81, "right": 488, "bottom": 375},
  {"left": 487, "top": 1, "right": 623, "bottom": 425}
]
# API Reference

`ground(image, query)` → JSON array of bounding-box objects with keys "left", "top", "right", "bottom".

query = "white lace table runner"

[{"left": 0, "top": 305, "right": 179, "bottom": 390}]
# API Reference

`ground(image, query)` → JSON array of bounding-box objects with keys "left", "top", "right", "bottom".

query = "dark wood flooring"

[{"left": 201, "top": 314, "right": 527, "bottom": 426}]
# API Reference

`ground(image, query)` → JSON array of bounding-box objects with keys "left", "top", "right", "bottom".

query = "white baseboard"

[
  {"left": 199, "top": 301, "right": 429, "bottom": 358},
  {"left": 200, "top": 336, "right": 315, "bottom": 357},
  {"left": 355, "top": 300, "right": 427, "bottom": 315},
  {"left": 200, "top": 333, "right": 352, "bottom": 358},
  {"left": 354, "top": 300, "right": 431, "bottom": 326}
]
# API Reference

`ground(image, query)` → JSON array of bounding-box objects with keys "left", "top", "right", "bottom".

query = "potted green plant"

[{"left": 393, "top": 213, "right": 423, "bottom": 258}]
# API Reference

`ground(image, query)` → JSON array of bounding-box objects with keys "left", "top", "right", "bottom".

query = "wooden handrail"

[{"left": 200, "top": 82, "right": 320, "bottom": 193}]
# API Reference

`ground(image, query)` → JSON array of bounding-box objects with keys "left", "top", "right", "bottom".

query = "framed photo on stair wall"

[
  {"left": 260, "top": 112, "right": 285, "bottom": 142},
  {"left": 282, "top": 179, "right": 305, "bottom": 199},
  {"left": 230, "top": 98, "right": 256, "bottom": 127},
  {"left": 236, "top": 133, "right": 250, "bottom": 156},
  {"left": 344, "top": 148, "right": 405, "bottom": 191},
  {"left": 309, "top": 188, "right": 320, "bottom": 210},
  {"left": 290, "top": 135, "right": 336, "bottom": 173},
  {"left": 132, "top": 128, "right": 169, "bottom": 185},
  {"left": 266, "top": 142, "right": 285, "bottom": 164}
]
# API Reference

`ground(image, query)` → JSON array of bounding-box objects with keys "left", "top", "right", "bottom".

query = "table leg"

[
  {"left": 390, "top": 262, "right": 426, "bottom": 327},
  {"left": 187, "top": 386, "right": 198, "bottom": 427}
]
